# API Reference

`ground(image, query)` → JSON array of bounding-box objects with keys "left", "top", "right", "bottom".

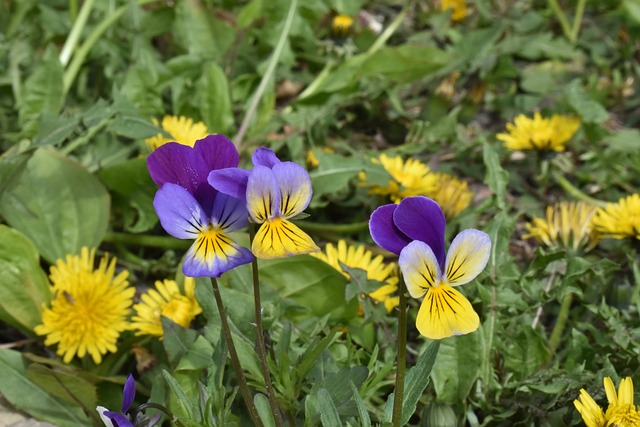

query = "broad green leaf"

[
  {"left": 34, "top": 114, "right": 79, "bottom": 147},
  {"left": 312, "top": 366, "right": 369, "bottom": 407},
  {"left": 0, "top": 225, "right": 51, "bottom": 333},
  {"left": 26, "top": 364, "right": 97, "bottom": 411},
  {"left": 237, "top": 0, "right": 264, "bottom": 28},
  {"left": 565, "top": 79, "right": 609, "bottom": 124},
  {"left": 18, "top": 46, "right": 64, "bottom": 135},
  {"left": 360, "top": 45, "right": 451, "bottom": 81},
  {"left": 503, "top": 327, "right": 549, "bottom": 379},
  {"left": 0, "top": 148, "right": 110, "bottom": 263},
  {"left": 197, "top": 62, "right": 234, "bottom": 135},
  {"left": 349, "top": 381, "right": 371, "bottom": 427},
  {"left": 162, "top": 317, "right": 198, "bottom": 368},
  {"left": 603, "top": 129, "right": 640, "bottom": 152},
  {"left": 310, "top": 152, "right": 368, "bottom": 200},
  {"left": 176, "top": 335, "right": 215, "bottom": 372},
  {"left": 163, "top": 370, "right": 201, "bottom": 422},
  {"left": 203, "top": 324, "right": 262, "bottom": 380},
  {"left": 0, "top": 349, "right": 89, "bottom": 426},
  {"left": 399, "top": 340, "right": 441, "bottom": 425},
  {"left": 482, "top": 142, "right": 509, "bottom": 211},
  {"left": 431, "top": 333, "right": 480, "bottom": 403},
  {"left": 111, "top": 115, "right": 163, "bottom": 139},
  {"left": 317, "top": 388, "right": 342, "bottom": 427},
  {"left": 254, "top": 393, "right": 276, "bottom": 427},
  {"left": 258, "top": 255, "right": 358, "bottom": 320},
  {"left": 175, "top": 0, "right": 234, "bottom": 59},
  {"left": 0, "top": 148, "right": 31, "bottom": 199}
]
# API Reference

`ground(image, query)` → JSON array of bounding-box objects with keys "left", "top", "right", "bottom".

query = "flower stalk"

[
  {"left": 210, "top": 277, "right": 264, "bottom": 427},
  {"left": 548, "top": 291, "right": 573, "bottom": 356},
  {"left": 392, "top": 283, "right": 408, "bottom": 427},
  {"left": 249, "top": 223, "right": 285, "bottom": 427}
]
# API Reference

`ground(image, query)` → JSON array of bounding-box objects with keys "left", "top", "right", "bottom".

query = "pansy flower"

[
  {"left": 97, "top": 374, "right": 136, "bottom": 427},
  {"left": 147, "top": 135, "right": 253, "bottom": 277},
  {"left": 369, "top": 196, "right": 491, "bottom": 340},
  {"left": 208, "top": 147, "right": 319, "bottom": 259}
]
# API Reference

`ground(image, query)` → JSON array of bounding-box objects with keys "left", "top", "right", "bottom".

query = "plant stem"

[
  {"left": 210, "top": 278, "right": 264, "bottom": 427},
  {"left": 531, "top": 272, "right": 556, "bottom": 329},
  {"left": 367, "top": 1, "right": 411, "bottom": 55},
  {"left": 61, "top": 117, "right": 110, "bottom": 155},
  {"left": 570, "top": 0, "right": 587, "bottom": 43},
  {"left": 552, "top": 172, "right": 608, "bottom": 208},
  {"left": 547, "top": 0, "right": 573, "bottom": 42},
  {"left": 60, "top": 0, "right": 96, "bottom": 66},
  {"left": 234, "top": 0, "right": 298, "bottom": 149},
  {"left": 392, "top": 284, "right": 408, "bottom": 427},
  {"left": 548, "top": 292, "right": 573, "bottom": 356},
  {"left": 249, "top": 224, "right": 285, "bottom": 427},
  {"left": 103, "top": 232, "right": 192, "bottom": 250}
]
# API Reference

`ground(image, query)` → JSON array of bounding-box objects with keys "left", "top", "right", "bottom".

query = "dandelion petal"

[
  {"left": 416, "top": 284, "right": 479, "bottom": 340},
  {"left": 444, "top": 229, "right": 491, "bottom": 286}
]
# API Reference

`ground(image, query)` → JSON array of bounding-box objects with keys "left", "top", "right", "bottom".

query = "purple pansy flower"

[
  {"left": 147, "top": 135, "right": 253, "bottom": 277},
  {"left": 369, "top": 196, "right": 491, "bottom": 340},
  {"left": 208, "top": 147, "right": 319, "bottom": 259},
  {"left": 97, "top": 374, "right": 136, "bottom": 427}
]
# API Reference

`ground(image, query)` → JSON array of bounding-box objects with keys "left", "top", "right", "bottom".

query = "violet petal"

[
  {"left": 210, "top": 193, "right": 250, "bottom": 232},
  {"left": 146, "top": 142, "right": 206, "bottom": 193},
  {"left": 252, "top": 147, "right": 280, "bottom": 168},
  {"left": 153, "top": 183, "right": 206, "bottom": 239},
  {"left": 393, "top": 196, "right": 446, "bottom": 266},
  {"left": 103, "top": 411, "right": 134, "bottom": 427},
  {"left": 369, "top": 204, "right": 412, "bottom": 255},
  {"left": 121, "top": 374, "right": 135, "bottom": 413},
  {"left": 193, "top": 135, "right": 240, "bottom": 171},
  {"left": 183, "top": 237, "right": 254, "bottom": 278},
  {"left": 271, "top": 162, "right": 313, "bottom": 218},
  {"left": 208, "top": 168, "right": 250, "bottom": 200},
  {"left": 247, "top": 165, "right": 281, "bottom": 223}
]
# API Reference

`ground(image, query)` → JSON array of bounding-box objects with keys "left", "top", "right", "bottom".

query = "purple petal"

[
  {"left": 393, "top": 196, "right": 446, "bottom": 266},
  {"left": 146, "top": 142, "right": 206, "bottom": 193},
  {"left": 154, "top": 184, "right": 206, "bottom": 239},
  {"left": 103, "top": 411, "right": 134, "bottom": 427},
  {"left": 210, "top": 193, "right": 249, "bottom": 232},
  {"left": 183, "top": 237, "right": 254, "bottom": 278},
  {"left": 247, "top": 165, "right": 281, "bottom": 223},
  {"left": 193, "top": 135, "right": 240, "bottom": 170},
  {"left": 272, "top": 162, "right": 312, "bottom": 218},
  {"left": 208, "top": 168, "right": 250, "bottom": 200},
  {"left": 121, "top": 375, "right": 135, "bottom": 413},
  {"left": 369, "top": 204, "right": 412, "bottom": 255},
  {"left": 252, "top": 147, "right": 281, "bottom": 168}
]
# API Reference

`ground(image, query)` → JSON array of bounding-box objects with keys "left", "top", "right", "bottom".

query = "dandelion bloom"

[
  {"left": 97, "top": 374, "right": 138, "bottom": 427},
  {"left": 574, "top": 376, "right": 640, "bottom": 427},
  {"left": 525, "top": 201, "right": 599, "bottom": 252},
  {"left": 369, "top": 196, "right": 491, "bottom": 339},
  {"left": 145, "top": 115, "right": 208, "bottom": 151},
  {"left": 34, "top": 248, "right": 134, "bottom": 364},
  {"left": 311, "top": 240, "right": 399, "bottom": 312},
  {"left": 366, "top": 154, "right": 438, "bottom": 202},
  {"left": 208, "top": 147, "right": 319, "bottom": 259},
  {"left": 591, "top": 194, "right": 640, "bottom": 240},
  {"left": 331, "top": 14, "right": 354, "bottom": 37},
  {"left": 440, "top": 0, "right": 469, "bottom": 22},
  {"left": 131, "top": 278, "right": 202, "bottom": 338},
  {"left": 429, "top": 172, "right": 473, "bottom": 219},
  {"left": 147, "top": 135, "right": 253, "bottom": 277},
  {"left": 497, "top": 113, "right": 580, "bottom": 152}
]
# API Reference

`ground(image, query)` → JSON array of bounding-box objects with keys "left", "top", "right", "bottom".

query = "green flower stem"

[
  {"left": 63, "top": 0, "right": 157, "bottom": 94},
  {"left": 570, "top": 0, "right": 587, "bottom": 43},
  {"left": 547, "top": 0, "right": 573, "bottom": 43},
  {"left": 103, "top": 232, "right": 192, "bottom": 250},
  {"left": 60, "top": 0, "right": 95, "bottom": 66},
  {"left": 552, "top": 172, "right": 608, "bottom": 208},
  {"left": 69, "top": 0, "right": 79, "bottom": 24},
  {"left": 234, "top": 0, "right": 298, "bottom": 149},
  {"left": 210, "top": 278, "right": 264, "bottom": 427},
  {"left": 392, "top": 283, "right": 408, "bottom": 427},
  {"left": 367, "top": 1, "right": 411, "bottom": 55},
  {"left": 548, "top": 292, "right": 573, "bottom": 356},
  {"left": 249, "top": 223, "right": 285, "bottom": 427}
]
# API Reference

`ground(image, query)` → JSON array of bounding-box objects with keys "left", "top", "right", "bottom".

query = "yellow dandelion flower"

[
  {"left": 331, "top": 14, "right": 354, "bottom": 37},
  {"left": 311, "top": 240, "right": 399, "bottom": 312},
  {"left": 440, "top": 0, "right": 469, "bottom": 22},
  {"left": 524, "top": 202, "right": 599, "bottom": 252},
  {"left": 591, "top": 194, "right": 640, "bottom": 240},
  {"left": 131, "top": 278, "right": 202, "bottom": 338},
  {"left": 306, "top": 147, "right": 335, "bottom": 169},
  {"left": 426, "top": 172, "right": 473, "bottom": 219},
  {"left": 34, "top": 248, "right": 134, "bottom": 365},
  {"left": 497, "top": 113, "right": 581, "bottom": 152},
  {"left": 145, "top": 115, "right": 209, "bottom": 151},
  {"left": 367, "top": 154, "right": 438, "bottom": 202},
  {"left": 575, "top": 377, "right": 640, "bottom": 427}
]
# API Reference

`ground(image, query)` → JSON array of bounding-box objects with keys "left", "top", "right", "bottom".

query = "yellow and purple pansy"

[
  {"left": 208, "top": 148, "right": 319, "bottom": 259},
  {"left": 369, "top": 196, "right": 491, "bottom": 340},
  {"left": 147, "top": 135, "right": 253, "bottom": 277}
]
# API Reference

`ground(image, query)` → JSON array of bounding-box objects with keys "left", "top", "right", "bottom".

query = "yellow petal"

[
  {"left": 574, "top": 389, "right": 605, "bottom": 427},
  {"left": 444, "top": 229, "right": 491, "bottom": 286},
  {"left": 252, "top": 218, "right": 319, "bottom": 259},
  {"left": 399, "top": 240, "right": 441, "bottom": 299},
  {"left": 415, "top": 284, "right": 479, "bottom": 340},
  {"left": 617, "top": 377, "right": 635, "bottom": 406},
  {"left": 604, "top": 377, "right": 618, "bottom": 405}
]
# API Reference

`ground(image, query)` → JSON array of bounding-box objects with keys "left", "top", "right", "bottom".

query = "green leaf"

[
  {"left": 0, "top": 225, "right": 51, "bottom": 333},
  {"left": 0, "top": 148, "right": 110, "bottom": 263},
  {"left": 33, "top": 114, "right": 79, "bottom": 147},
  {"left": 317, "top": 388, "right": 342, "bottom": 427},
  {"left": 400, "top": 340, "right": 441, "bottom": 425},
  {"left": 602, "top": 129, "right": 640, "bottom": 152},
  {"left": 482, "top": 142, "right": 509, "bottom": 211},
  {"left": 197, "top": 62, "right": 234, "bottom": 135},
  {"left": 254, "top": 393, "right": 276, "bottom": 427},
  {"left": 503, "top": 327, "right": 549, "bottom": 379},
  {"left": 258, "top": 255, "right": 358, "bottom": 320},
  {"left": 176, "top": 335, "right": 215, "bottom": 372},
  {"left": 163, "top": 370, "right": 201, "bottom": 422},
  {"left": 312, "top": 366, "right": 369, "bottom": 408},
  {"left": 26, "top": 364, "right": 97, "bottom": 411},
  {"left": 310, "top": 152, "right": 366, "bottom": 200},
  {"left": 162, "top": 317, "right": 199, "bottom": 368},
  {"left": 18, "top": 46, "right": 64, "bottom": 135},
  {"left": 237, "top": 0, "right": 264, "bottom": 28},
  {"left": 111, "top": 115, "right": 163, "bottom": 139},
  {"left": 565, "top": 79, "right": 609, "bottom": 124},
  {"left": 431, "top": 333, "right": 481, "bottom": 403},
  {"left": 349, "top": 381, "right": 371, "bottom": 427},
  {"left": 0, "top": 349, "right": 90, "bottom": 426},
  {"left": 0, "top": 148, "right": 31, "bottom": 200}
]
